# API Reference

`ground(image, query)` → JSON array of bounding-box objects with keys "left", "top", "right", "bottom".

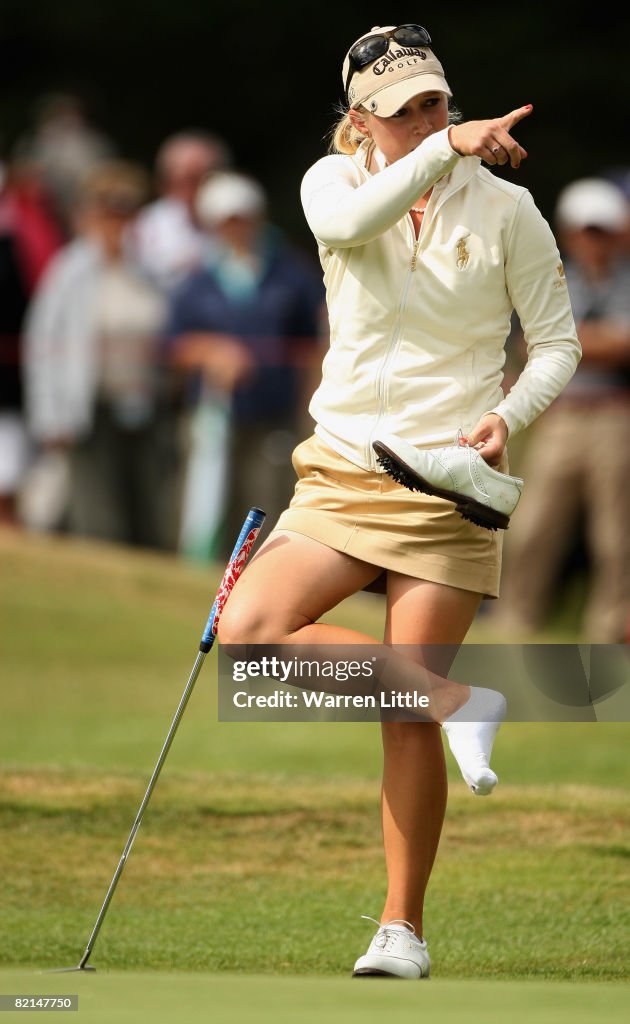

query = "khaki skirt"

[{"left": 275, "top": 433, "right": 504, "bottom": 598}]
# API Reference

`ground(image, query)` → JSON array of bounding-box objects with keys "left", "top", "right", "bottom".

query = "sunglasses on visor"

[{"left": 345, "top": 24, "right": 433, "bottom": 100}]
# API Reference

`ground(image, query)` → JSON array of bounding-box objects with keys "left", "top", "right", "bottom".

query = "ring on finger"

[{"left": 491, "top": 144, "right": 501, "bottom": 154}]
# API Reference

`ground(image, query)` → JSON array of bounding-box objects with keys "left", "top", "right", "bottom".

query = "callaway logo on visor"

[{"left": 371, "top": 47, "right": 428, "bottom": 76}]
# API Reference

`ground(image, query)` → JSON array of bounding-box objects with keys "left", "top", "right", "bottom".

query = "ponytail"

[{"left": 328, "top": 108, "right": 367, "bottom": 155}]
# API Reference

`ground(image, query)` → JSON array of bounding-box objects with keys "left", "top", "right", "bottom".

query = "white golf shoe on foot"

[
  {"left": 373, "top": 432, "right": 523, "bottom": 531},
  {"left": 352, "top": 916, "right": 430, "bottom": 979}
]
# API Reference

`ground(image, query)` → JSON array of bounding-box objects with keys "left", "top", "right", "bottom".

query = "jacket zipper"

[
  {"left": 367, "top": 225, "right": 419, "bottom": 465},
  {"left": 410, "top": 239, "right": 420, "bottom": 271}
]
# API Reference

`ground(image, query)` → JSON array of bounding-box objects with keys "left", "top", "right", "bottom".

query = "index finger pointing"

[{"left": 500, "top": 104, "right": 534, "bottom": 131}]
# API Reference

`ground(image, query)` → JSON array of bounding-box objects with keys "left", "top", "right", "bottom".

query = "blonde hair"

[
  {"left": 328, "top": 101, "right": 464, "bottom": 155},
  {"left": 328, "top": 104, "right": 368, "bottom": 155}
]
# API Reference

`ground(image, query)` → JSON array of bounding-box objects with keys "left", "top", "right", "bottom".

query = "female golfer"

[{"left": 218, "top": 24, "right": 580, "bottom": 978}]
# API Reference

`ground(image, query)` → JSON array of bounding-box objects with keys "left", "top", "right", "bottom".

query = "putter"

[{"left": 47, "top": 507, "right": 266, "bottom": 973}]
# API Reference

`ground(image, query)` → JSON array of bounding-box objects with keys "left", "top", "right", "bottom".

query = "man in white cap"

[
  {"left": 496, "top": 177, "right": 630, "bottom": 641},
  {"left": 132, "top": 130, "right": 232, "bottom": 293},
  {"left": 165, "top": 171, "right": 325, "bottom": 560}
]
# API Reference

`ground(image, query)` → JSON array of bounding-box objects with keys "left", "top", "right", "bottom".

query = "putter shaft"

[{"left": 50, "top": 507, "right": 265, "bottom": 973}]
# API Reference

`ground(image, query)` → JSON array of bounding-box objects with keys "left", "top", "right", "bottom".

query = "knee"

[{"left": 217, "top": 597, "right": 280, "bottom": 649}]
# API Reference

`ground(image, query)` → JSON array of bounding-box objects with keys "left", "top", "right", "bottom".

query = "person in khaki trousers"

[{"left": 496, "top": 177, "right": 630, "bottom": 642}]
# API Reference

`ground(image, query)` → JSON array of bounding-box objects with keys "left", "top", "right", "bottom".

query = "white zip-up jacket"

[{"left": 301, "top": 127, "right": 581, "bottom": 470}]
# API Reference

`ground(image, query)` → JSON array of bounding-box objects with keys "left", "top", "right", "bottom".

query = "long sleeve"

[
  {"left": 22, "top": 242, "right": 99, "bottom": 441},
  {"left": 489, "top": 191, "right": 581, "bottom": 435},
  {"left": 300, "top": 127, "right": 460, "bottom": 248},
  {"left": 22, "top": 255, "right": 72, "bottom": 441}
]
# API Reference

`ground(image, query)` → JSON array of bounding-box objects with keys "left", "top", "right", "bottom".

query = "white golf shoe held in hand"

[{"left": 373, "top": 432, "right": 523, "bottom": 531}]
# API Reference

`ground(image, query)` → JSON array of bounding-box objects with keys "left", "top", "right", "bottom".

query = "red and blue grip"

[{"left": 199, "top": 507, "right": 266, "bottom": 653}]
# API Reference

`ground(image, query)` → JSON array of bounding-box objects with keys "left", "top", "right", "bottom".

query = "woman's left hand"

[{"left": 460, "top": 413, "right": 508, "bottom": 467}]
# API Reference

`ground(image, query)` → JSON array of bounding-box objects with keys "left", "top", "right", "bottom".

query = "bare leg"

[
  {"left": 379, "top": 575, "right": 481, "bottom": 938},
  {"left": 219, "top": 531, "right": 471, "bottom": 720},
  {"left": 219, "top": 531, "right": 491, "bottom": 948}
]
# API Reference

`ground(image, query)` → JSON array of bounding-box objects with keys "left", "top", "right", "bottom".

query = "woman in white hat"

[{"left": 219, "top": 24, "right": 581, "bottom": 977}]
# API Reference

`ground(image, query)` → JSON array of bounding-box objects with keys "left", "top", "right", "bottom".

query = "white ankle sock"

[{"left": 442, "top": 687, "right": 507, "bottom": 796}]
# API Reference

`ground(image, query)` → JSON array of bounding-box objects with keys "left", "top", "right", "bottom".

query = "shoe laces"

[
  {"left": 361, "top": 914, "right": 417, "bottom": 951},
  {"left": 453, "top": 428, "right": 468, "bottom": 447},
  {"left": 454, "top": 429, "right": 485, "bottom": 456}
]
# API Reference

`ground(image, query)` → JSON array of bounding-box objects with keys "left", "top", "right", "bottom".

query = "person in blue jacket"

[{"left": 165, "top": 170, "right": 325, "bottom": 558}]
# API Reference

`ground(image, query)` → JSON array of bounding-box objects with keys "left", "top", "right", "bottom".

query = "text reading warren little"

[{"left": 230, "top": 656, "right": 431, "bottom": 710}]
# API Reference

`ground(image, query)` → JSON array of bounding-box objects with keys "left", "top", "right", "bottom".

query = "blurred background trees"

[{"left": 1, "top": 0, "right": 628, "bottom": 249}]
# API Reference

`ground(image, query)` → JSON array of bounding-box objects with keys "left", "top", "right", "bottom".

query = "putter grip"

[{"left": 199, "top": 507, "right": 266, "bottom": 652}]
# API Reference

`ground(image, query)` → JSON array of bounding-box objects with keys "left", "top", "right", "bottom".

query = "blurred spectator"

[
  {"left": 493, "top": 177, "right": 630, "bottom": 642},
  {"left": 604, "top": 165, "right": 630, "bottom": 202},
  {"left": 21, "top": 160, "right": 177, "bottom": 549},
  {"left": 131, "top": 130, "right": 232, "bottom": 293},
  {"left": 166, "top": 171, "right": 325, "bottom": 560},
  {"left": 12, "top": 93, "right": 116, "bottom": 237},
  {"left": 603, "top": 166, "right": 630, "bottom": 255},
  {"left": 0, "top": 157, "right": 63, "bottom": 525}
]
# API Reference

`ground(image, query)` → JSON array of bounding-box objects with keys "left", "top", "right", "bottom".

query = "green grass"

[
  {"left": 1, "top": 530, "right": 627, "bottom": 784},
  {"left": 1, "top": 527, "right": 629, "bottom": 1006},
  {"left": 1, "top": 768, "right": 628, "bottom": 979},
  {"left": 0, "top": 970, "right": 628, "bottom": 1024}
]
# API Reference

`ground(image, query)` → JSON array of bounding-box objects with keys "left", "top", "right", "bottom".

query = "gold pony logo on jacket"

[{"left": 456, "top": 236, "right": 470, "bottom": 270}]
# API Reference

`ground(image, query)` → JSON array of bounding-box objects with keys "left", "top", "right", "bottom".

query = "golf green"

[{"left": 0, "top": 969, "right": 628, "bottom": 1024}]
